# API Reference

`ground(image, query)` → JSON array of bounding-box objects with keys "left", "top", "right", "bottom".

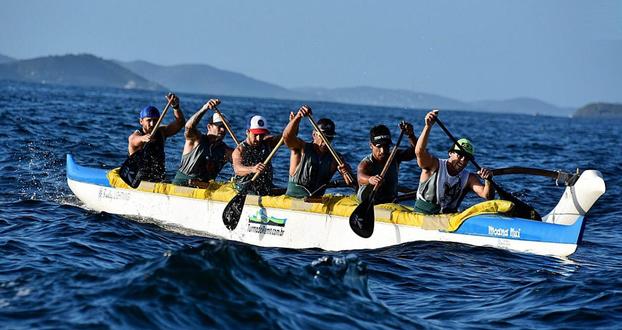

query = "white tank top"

[{"left": 417, "top": 159, "right": 470, "bottom": 213}]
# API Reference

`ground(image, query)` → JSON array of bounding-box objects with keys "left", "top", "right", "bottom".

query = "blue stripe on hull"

[
  {"left": 66, "top": 154, "right": 111, "bottom": 187},
  {"left": 455, "top": 215, "right": 584, "bottom": 244}
]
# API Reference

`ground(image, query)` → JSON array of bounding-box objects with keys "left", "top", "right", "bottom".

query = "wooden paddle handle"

[
  {"left": 434, "top": 118, "right": 483, "bottom": 171},
  {"left": 307, "top": 115, "right": 355, "bottom": 185},
  {"left": 213, "top": 107, "right": 241, "bottom": 146},
  {"left": 373, "top": 130, "right": 405, "bottom": 192},
  {"left": 151, "top": 95, "right": 175, "bottom": 134},
  {"left": 250, "top": 135, "right": 285, "bottom": 181}
]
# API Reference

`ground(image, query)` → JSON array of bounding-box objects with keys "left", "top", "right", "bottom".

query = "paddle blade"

[
  {"left": 119, "top": 153, "right": 143, "bottom": 188},
  {"left": 492, "top": 182, "right": 541, "bottom": 220},
  {"left": 223, "top": 193, "right": 247, "bottom": 230},
  {"left": 349, "top": 200, "right": 375, "bottom": 238}
]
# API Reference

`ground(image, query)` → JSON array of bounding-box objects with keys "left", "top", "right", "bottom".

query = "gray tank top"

[
  {"left": 356, "top": 153, "right": 400, "bottom": 203},
  {"left": 178, "top": 135, "right": 228, "bottom": 181},
  {"left": 288, "top": 143, "right": 335, "bottom": 195}
]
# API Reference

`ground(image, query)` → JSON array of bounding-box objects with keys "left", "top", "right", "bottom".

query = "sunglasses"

[{"left": 452, "top": 150, "right": 472, "bottom": 159}]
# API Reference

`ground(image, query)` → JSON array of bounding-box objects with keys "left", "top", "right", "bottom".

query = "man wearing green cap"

[{"left": 414, "top": 110, "right": 494, "bottom": 214}]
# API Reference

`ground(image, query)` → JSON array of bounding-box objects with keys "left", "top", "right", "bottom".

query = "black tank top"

[{"left": 136, "top": 128, "right": 166, "bottom": 182}]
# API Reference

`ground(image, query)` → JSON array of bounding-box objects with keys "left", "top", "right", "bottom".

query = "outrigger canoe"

[{"left": 66, "top": 154, "right": 605, "bottom": 257}]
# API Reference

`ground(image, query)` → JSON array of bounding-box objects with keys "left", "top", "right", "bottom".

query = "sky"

[{"left": 1, "top": 0, "right": 620, "bottom": 107}]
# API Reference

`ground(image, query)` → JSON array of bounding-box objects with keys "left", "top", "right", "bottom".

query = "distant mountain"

[
  {"left": 0, "top": 52, "right": 579, "bottom": 116},
  {"left": 0, "top": 53, "right": 15, "bottom": 63},
  {"left": 295, "top": 86, "right": 468, "bottom": 110},
  {"left": 118, "top": 60, "right": 301, "bottom": 99},
  {"left": 573, "top": 102, "right": 622, "bottom": 118},
  {"left": 468, "top": 97, "right": 574, "bottom": 116},
  {"left": 0, "top": 54, "right": 163, "bottom": 90}
]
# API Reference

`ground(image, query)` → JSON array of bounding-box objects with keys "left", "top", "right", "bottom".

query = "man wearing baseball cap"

[
  {"left": 282, "top": 105, "right": 354, "bottom": 198},
  {"left": 172, "top": 99, "right": 234, "bottom": 187},
  {"left": 356, "top": 121, "right": 418, "bottom": 203},
  {"left": 231, "top": 114, "right": 282, "bottom": 195},
  {"left": 125, "top": 93, "right": 185, "bottom": 183},
  {"left": 414, "top": 110, "right": 494, "bottom": 214}
]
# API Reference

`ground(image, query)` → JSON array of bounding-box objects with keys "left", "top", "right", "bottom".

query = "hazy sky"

[{"left": 2, "top": 0, "right": 620, "bottom": 107}]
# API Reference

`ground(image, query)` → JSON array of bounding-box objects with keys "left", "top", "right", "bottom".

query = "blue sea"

[{"left": 1, "top": 81, "right": 620, "bottom": 329}]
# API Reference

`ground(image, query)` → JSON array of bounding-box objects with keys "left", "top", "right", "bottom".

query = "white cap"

[
  {"left": 209, "top": 113, "right": 223, "bottom": 124},
  {"left": 248, "top": 115, "right": 269, "bottom": 134}
]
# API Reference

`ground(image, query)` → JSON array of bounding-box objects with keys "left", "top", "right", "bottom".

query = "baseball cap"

[
  {"left": 140, "top": 106, "right": 160, "bottom": 119},
  {"left": 369, "top": 125, "right": 392, "bottom": 146},
  {"left": 316, "top": 118, "right": 336, "bottom": 138},
  {"left": 450, "top": 138, "right": 474, "bottom": 157},
  {"left": 208, "top": 113, "right": 225, "bottom": 126},
  {"left": 248, "top": 115, "right": 269, "bottom": 134}
]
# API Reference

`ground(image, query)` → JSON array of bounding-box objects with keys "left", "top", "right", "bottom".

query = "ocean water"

[{"left": 0, "top": 81, "right": 620, "bottom": 329}]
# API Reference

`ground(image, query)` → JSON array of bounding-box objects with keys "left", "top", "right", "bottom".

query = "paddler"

[
  {"left": 356, "top": 122, "right": 417, "bottom": 203},
  {"left": 231, "top": 115, "right": 282, "bottom": 195},
  {"left": 414, "top": 110, "right": 494, "bottom": 214},
  {"left": 172, "top": 99, "right": 234, "bottom": 187},
  {"left": 282, "top": 105, "right": 355, "bottom": 198},
  {"left": 126, "top": 93, "right": 185, "bottom": 182}
]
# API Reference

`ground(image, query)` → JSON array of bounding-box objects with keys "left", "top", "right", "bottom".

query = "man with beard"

[
  {"left": 356, "top": 122, "right": 417, "bottom": 204},
  {"left": 282, "top": 105, "right": 354, "bottom": 198},
  {"left": 231, "top": 115, "right": 282, "bottom": 195},
  {"left": 126, "top": 93, "right": 185, "bottom": 183},
  {"left": 414, "top": 110, "right": 494, "bottom": 214},
  {"left": 172, "top": 99, "right": 234, "bottom": 187}
]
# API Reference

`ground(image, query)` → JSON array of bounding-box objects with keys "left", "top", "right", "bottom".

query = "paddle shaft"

[
  {"left": 151, "top": 96, "right": 175, "bottom": 135},
  {"left": 306, "top": 115, "right": 355, "bottom": 185},
  {"left": 371, "top": 130, "right": 405, "bottom": 194},
  {"left": 433, "top": 118, "right": 484, "bottom": 171},
  {"left": 250, "top": 136, "right": 285, "bottom": 181},
  {"left": 213, "top": 107, "right": 241, "bottom": 146}
]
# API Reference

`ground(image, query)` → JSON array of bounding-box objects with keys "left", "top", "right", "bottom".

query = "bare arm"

[
  {"left": 357, "top": 159, "right": 383, "bottom": 187},
  {"left": 470, "top": 168, "right": 495, "bottom": 200},
  {"left": 283, "top": 105, "right": 308, "bottom": 151},
  {"left": 182, "top": 99, "right": 220, "bottom": 154},
  {"left": 161, "top": 94, "right": 186, "bottom": 138},
  {"left": 397, "top": 121, "right": 417, "bottom": 162},
  {"left": 232, "top": 145, "right": 265, "bottom": 177},
  {"left": 416, "top": 110, "right": 440, "bottom": 173},
  {"left": 128, "top": 130, "right": 150, "bottom": 155}
]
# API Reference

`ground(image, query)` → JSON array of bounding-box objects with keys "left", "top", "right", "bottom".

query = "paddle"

[
  {"left": 307, "top": 114, "right": 356, "bottom": 188},
  {"left": 349, "top": 130, "right": 405, "bottom": 238},
  {"left": 119, "top": 95, "right": 175, "bottom": 188},
  {"left": 433, "top": 117, "right": 541, "bottom": 220},
  {"left": 222, "top": 136, "right": 285, "bottom": 230},
  {"left": 212, "top": 107, "right": 241, "bottom": 146}
]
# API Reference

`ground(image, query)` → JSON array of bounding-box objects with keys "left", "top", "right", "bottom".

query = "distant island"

[
  {"left": 0, "top": 52, "right": 598, "bottom": 117},
  {"left": 573, "top": 103, "right": 622, "bottom": 118},
  {"left": 0, "top": 54, "right": 162, "bottom": 90}
]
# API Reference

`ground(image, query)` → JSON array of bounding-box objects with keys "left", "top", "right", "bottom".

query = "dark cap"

[
  {"left": 369, "top": 125, "right": 392, "bottom": 145},
  {"left": 140, "top": 106, "right": 160, "bottom": 119},
  {"left": 316, "top": 118, "right": 336, "bottom": 138}
]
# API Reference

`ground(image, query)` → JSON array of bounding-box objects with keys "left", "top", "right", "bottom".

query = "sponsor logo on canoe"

[
  {"left": 98, "top": 188, "right": 130, "bottom": 201},
  {"left": 488, "top": 226, "right": 521, "bottom": 239},
  {"left": 247, "top": 209, "right": 287, "bottom": 236}
]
